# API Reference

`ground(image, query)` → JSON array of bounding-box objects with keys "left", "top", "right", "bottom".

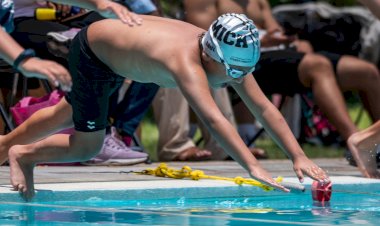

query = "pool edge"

[{"left": 1, "top": 176, "right": 379, "bottom": 202}]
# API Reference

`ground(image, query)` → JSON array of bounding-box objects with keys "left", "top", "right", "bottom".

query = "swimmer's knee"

[
  {"left": 70, "top": 131, "right": 104, "bottom": 161},
  {"left": 9, "top": 144, "right": 33, "bottom": 157},
  {"left": 75, "top": 147, "right": 101, "bottom": 162}
]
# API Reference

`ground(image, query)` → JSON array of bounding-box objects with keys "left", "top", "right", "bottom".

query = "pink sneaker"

[{"left": 82, "top": 127, "right": 148, "bottom": 166}]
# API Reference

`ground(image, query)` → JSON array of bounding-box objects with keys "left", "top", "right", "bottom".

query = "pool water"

[{"left": 1, "top": 187, "right": 379, "bottom": 225}]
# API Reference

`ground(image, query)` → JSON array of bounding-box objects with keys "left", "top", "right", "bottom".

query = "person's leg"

[
  {"left": 152, "top": 88, "right": 211, "bottom": 161},
  {"left": 9, "top": 129, "right": 104, "bottom": 201},
  {"left": 297, "top": 54, "right": 358, "bottom": 141},
  {"left": 0, "top": 98, "right": 73, "bottom": 165},
  {"left": 112, "top": 82, "right": 159, "bottom": 137},
  {"left": 255, "top": 50, "right": 358, "bottom": 141},
  {"left": 334, "top": 55, "right": 380, "bottom": 122},
  {"left": 347, "top": 120, "right": 380, "bottom": 178}
]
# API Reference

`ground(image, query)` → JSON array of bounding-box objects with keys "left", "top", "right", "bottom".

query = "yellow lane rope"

[{"left": 134, "top": 163, "right": 283, "bottom": 192}]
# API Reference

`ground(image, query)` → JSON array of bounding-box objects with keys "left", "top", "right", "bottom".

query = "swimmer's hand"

[
  {"left": 250, "top": 165, "right": 290, "bottom": 192},
  {"left": 292, "top": 156, "right": 330, "bottom": 184},
  {"left": 96, "top": 0, "right": 142, "bottom": 26},
  {"left": 18, "top": 57, "right": 72, "bottom": 92}
]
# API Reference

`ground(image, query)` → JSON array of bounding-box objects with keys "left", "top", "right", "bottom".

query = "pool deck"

[{"left": 1, "top": 158, "right": 379, "bottom": 197}]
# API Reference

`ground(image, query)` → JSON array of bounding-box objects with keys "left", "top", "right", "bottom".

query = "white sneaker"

[{"left": 47, "top": 28, "right": 81, "bottom": 58}]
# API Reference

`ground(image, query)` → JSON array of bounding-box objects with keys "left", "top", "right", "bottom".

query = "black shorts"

[
  {"left": 254, "top": 49, "right": 341, "bottom": 96},
  {"left": 66, "top": 27, "right": 124, "bottom": 132}
]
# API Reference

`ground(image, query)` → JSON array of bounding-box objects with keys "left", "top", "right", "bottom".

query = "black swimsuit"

[{"left": 66, "top": 26, "right": 124, "bottom": 132}]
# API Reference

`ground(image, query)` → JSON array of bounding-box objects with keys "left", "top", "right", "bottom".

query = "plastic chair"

[{"left": 0, "top": 59, "right": 18, "bottom": 132}]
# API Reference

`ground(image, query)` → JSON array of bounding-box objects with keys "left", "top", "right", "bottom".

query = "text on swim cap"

[{"left": 212, "top": 22, "right": 248, "bottom": 48}]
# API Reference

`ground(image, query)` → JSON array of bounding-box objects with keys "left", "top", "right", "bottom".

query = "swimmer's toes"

[
  {"left": 11, "top": 183, "right": 20, "bottom": 191},
  {"left": 19, "top": 184, "right": 27, "bottom": 193}
]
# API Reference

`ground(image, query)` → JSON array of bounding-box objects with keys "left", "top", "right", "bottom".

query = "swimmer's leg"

[
  {"left": 9, "top": 130, "right": 105, "bottom": 201},
  {"left": 0, "top": 98, "right": 73, "bottom": 165}
]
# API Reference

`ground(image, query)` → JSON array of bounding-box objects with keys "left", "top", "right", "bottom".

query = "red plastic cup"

[{"left": 311, "top": 181, "right": 332, "bottom": 202}]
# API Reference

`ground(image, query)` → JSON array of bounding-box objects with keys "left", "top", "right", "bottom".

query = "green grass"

[
  {"left": 141, "top": 104, "right": 372, "bottom": 161},
  {"left": 140, "top": 119, "right": 159, "bottom": 161},
  {"left": 254, "top": 138, "right": 345, "bottom": 159}
]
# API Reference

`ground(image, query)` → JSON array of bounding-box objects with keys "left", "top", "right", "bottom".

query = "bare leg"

[
  {"left": 0, "top": 98, "right": 73, "bottom": 165},
  {"left": 347, "top": 121, "right": 380, "bottom": 178},
  {"left": 335, "top": 56, "right": 380, "bottom": 122},
  {"left": 9, "top": 130, "right": 105, "bottom": 201},
  {"left": 298, "top": 54, "right": 358, "bottom": 141}
]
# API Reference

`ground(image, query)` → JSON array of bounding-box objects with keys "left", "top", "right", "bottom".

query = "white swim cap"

[{"left": 201, "top": 13, "right": 260, "bottom": 76}]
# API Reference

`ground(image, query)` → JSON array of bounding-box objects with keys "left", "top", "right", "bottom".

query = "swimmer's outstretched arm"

[
  {"left": 51, "top": 0, "right": 143, "bottom": 26},
  {"left": 177, "top": 68, "right": 289, "bottom": 192},
  {"left": 231, "top": 75, "right": 330, "bottom": 183}
]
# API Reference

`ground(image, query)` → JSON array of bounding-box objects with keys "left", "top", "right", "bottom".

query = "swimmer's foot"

[
  {"left": 9, "top": 147, "right": 35, "bottom": 201},
  {"left": 347, "top": 133, "right": 380, "bottom": 178},
  {"left": 173, "top": 147, "right": 212, "bottom": 161}
]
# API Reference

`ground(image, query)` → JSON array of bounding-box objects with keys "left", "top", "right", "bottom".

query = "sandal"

[{"left": 173, "top": 147, "right": 212, "bottom": 161}]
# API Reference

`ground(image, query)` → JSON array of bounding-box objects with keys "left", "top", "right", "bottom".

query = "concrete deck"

[
  {"left": 0, "top": 158, "right": 372, "bottom": 195},
  {"left": 0, "top": 158, "right": 363, "bottom": 186},
  {"left": 0, "top": 157, "right": 378, "bottom": 226},
  {"left": 1, "top": 158, "right": 379, "bottom": 226}
]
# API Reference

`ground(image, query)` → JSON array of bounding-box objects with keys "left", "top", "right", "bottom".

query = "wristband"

[{"left": 13, "top": 49, "right": 36, "bottom": 71}]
